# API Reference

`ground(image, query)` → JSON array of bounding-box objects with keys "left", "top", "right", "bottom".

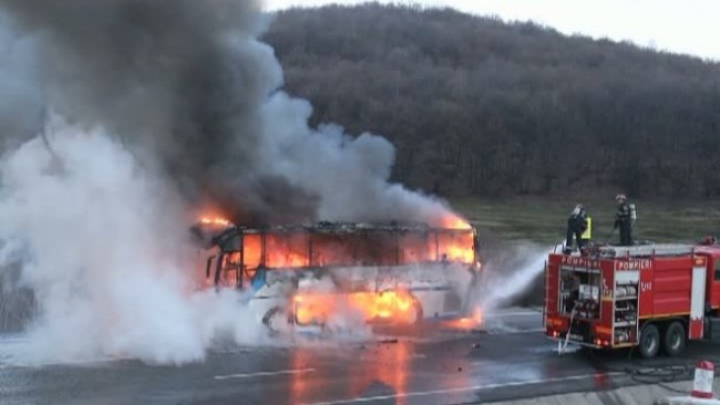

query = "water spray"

[{"left": 475, "top": 240, "right": 565, "bottom": 316}]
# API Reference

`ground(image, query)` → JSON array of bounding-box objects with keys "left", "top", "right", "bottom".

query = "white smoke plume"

[
  {"left": 259, "top": 93, "right": 457, "bottom": 224},
  {"left": 0, "top": 121, "right": 270, "bottom": 365}
]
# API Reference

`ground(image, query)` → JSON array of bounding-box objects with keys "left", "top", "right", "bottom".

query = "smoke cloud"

[
  {"left": 0, "top": 120, "right": 276, "bottom": 365},
  {"left": 0, "top": 0, "right": 468, "bottom": 364},
  {"left": 0, "top": 0, "right": 459, "bottom": 226}
]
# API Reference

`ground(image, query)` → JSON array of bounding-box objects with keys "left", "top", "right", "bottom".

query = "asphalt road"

[{"left": 0, "top": 309, "right": 717, "bottom": 405}]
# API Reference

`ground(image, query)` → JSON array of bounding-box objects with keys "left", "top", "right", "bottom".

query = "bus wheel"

[
  {"left": 663, "top": 322, "right": 686, "bottom": 357},
  {"left": 262, "top": 306, "right": 291, "bottom": 335},
  {"left": 639, "top": 323, "right": 660, "bottom": 359}
]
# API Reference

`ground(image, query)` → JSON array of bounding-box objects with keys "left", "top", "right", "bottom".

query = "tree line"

[{"left": 263, "top": 3, "right": 720, "bottom": 199}]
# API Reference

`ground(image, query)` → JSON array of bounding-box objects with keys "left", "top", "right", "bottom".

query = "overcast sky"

[{"left": 265, "top": 0, "right": 720, "bottom": 61}]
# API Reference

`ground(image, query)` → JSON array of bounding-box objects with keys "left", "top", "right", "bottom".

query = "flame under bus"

[{"left": 192, "top": 221, "right": 480, "bottom": 331}]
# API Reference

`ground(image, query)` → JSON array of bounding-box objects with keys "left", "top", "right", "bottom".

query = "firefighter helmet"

[{"left": 572, "top": 204, "right": 583, "bottom": 216}]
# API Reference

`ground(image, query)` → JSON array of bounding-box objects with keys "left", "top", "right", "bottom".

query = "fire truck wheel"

[
  {"left": 662, "top": 322, "right": 686, "bottom": 357},
  {"left": 638, "top": 323, "right": 660, "bottom": 359}
]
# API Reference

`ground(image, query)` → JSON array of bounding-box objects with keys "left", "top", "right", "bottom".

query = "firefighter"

[
  {"left": 579, "top": 214, "right": 592, "bottom": 255},
  {"left": 564, "top": 204, "right": 589, "bottom": 254},
  {"left": 614, "top": 194, "right": 633, "bottom": 246},
  {"left": 702, "top": 235, "right": 717, "bottom": 246}
]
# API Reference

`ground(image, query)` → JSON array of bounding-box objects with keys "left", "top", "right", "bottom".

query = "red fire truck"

[{"left": 545, "top": 243, "right": 720, "bottom": 358}]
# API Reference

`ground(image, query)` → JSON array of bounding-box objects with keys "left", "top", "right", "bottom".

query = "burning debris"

[{"left": 443, "top": 306, "right": 485, "bottom": 332}]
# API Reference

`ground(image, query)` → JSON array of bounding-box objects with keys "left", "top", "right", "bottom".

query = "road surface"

[{"left": 0, "top": 308, "right": 716, "bottom": 405}]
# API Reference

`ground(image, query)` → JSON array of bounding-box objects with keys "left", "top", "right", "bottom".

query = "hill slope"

[{"left": 263, "top": 3, "right": 720, "bottom": 199}]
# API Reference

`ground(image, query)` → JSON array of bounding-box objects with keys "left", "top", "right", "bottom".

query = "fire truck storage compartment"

[
  {"left": 613, "top": 270, "right": 639, "bottom": 345},
  {"left": 559, "top": 266, "right": 600, "bottom": 319},
  {"left": 648, "top": 253, "right": 693, "bottom": 318}
]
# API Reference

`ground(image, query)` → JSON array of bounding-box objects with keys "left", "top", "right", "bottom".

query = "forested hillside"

[{"left": 263, "top": 3, "right": 720, "bottom": 199}]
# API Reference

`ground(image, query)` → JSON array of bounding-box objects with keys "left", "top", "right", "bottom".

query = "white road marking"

[
  {"left": 304, "top": 372, "right": 625, "bottom": 405},
  {"left": 214, "top": 368, "right": 315, "bottom": 380}
]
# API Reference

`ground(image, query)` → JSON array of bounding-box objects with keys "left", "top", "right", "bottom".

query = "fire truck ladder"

[
  {"left": 559, "top": 302, "right": 579, "bottom": 356},
  {"left": 598, "top": 244, "right": 695, "bottom": 258}
]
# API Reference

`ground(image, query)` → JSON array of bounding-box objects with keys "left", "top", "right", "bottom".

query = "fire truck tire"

[
  {"left": 662, "top": 322, "right": 686, "bottom": 357},
  {"left": 638, "top": 323, "right": 660, "bottom": 359}
]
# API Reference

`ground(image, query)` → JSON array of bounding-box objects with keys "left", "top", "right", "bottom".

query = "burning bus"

[{"left": 191, "top": 218, "right": 480, "bottom": 333}]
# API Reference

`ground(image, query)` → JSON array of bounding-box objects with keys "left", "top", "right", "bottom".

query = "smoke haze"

[
  {"left": 0, "top": 1, "right": 467, "bottom": 363},
  {"left": 0, "top": 0, "right": 459, "bottom": 226},
  {"left": 0, "top": 120, "right": 275, "bottom": 365}
]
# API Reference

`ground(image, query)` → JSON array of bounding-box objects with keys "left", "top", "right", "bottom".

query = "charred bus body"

[{"left": 192, "top": 221, "right": 480, "bottom": 332}]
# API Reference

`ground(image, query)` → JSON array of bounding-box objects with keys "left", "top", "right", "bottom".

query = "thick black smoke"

[
  {"left": 0, "top": 0, "right": 462, "bottom": 227},
  {"left": 0, "top": 0, "right": 318, "bottom": 223},
  {"left": 0, "top": 1, "right": 470, "bottom": 362}
]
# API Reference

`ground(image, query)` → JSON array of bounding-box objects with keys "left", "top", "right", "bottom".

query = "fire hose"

[
  {"left": 580, "top": 344, "right": 720, "bottom": 394},
  {"left": 559, "top": 302, "right": 579, "bottom": 356},
  {"left": 624, "top": 364, "right": 691, "bottom": 391},
  {"left": 603, "top": 228, "right": 616, "bottom": 245}
]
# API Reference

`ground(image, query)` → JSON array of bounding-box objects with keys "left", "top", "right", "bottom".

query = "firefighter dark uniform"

[
  {"left": 614, "top": 194, "right": 633, "bottom": 246},
  {"left": 565, "top": 204, "right": 589, "bottom": 254}
]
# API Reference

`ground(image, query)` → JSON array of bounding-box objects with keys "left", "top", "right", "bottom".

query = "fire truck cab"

[{"left": 545, "top": 244, "right": 720, "bottom": 358}]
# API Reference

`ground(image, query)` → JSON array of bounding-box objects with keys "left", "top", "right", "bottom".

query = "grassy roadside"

[{"left": 451, "top": 197, "right": 720, "bottom": 244}]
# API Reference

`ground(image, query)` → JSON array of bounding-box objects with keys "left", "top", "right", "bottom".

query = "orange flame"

[
  {"left": 198, "top": 215, "right": 477, "bottom": 289},
  {"left": 445, "top": 243, "right": 475, "bottom": 263},
  {"left": 223, "top": 226, "right": 475, "bottom": 270},
  {"left": 473, "top": 306, "right": 484, "bottom": 324},
  {"left": 442, "top": 215, "right": 472, "bottom": 230},
  {"left": 294, "top": 294, "right": 334, "bottom": 325},
  {"left": 446, "top": 306, "right": 484, "bottom": 330},
  {"left": 199, "top": 216, "right": 232, "bottom": 227},
  {"left": 438, "top": 214, "right": 474, "bottom": 263},
  {"left": 293, "top": 290, "right": 419, "bottom": 325},
  {"left": 349, "top": 290, "right": 417, "bottom": 323}
]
